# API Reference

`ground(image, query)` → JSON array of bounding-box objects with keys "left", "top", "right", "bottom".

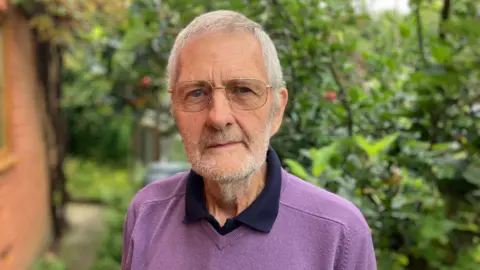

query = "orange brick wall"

[{"left": 0, "top": 8, "right": 51, "bottom": 270}]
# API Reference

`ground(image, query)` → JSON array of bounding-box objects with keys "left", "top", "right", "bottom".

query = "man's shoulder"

[
  {"left": 128, "top": 171, "right": 189, "bottom": 212},
  {"left": 280, "top": 170, "right": 369, "bottom": 232}
]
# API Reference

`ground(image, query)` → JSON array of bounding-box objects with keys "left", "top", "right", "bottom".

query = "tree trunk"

[{"left": 34, "top": 34, "right": 69, "bottom": 252}]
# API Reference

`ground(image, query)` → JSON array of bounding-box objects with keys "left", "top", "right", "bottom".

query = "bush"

[
  {"left": 63, "top": 157, "right": 145, "bottom": 269},
  {"left": 91, "top": 191, "right": 137, "bottom": 270},
  {"left": 74, "top": 162, "right": 145, "bottom": 269},
  {"left": 65, "top": 157, "right": 134, "bottom": 202},
  {"left": 286, "top": 135, "right": 480, "bottom": 269},
  {"left": 268, "top": 1, "right": 480, "bottom": 269},
  {"left": 32, "top": 253, "right": 67, "bottom": 270},
  {"left": 91, "top": 199, "right": 129, "bottom": 269},
  {"left": 63, "top": 106, "right": 134, "bottom": 167}
]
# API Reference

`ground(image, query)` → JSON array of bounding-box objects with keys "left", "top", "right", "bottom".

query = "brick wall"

[{"left": 0, "top": 8, "right": 51, "bottom": 270}]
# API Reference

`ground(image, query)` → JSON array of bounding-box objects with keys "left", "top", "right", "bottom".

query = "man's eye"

[
  {"left": 188, "top": 89, "right": 204, "bottom": 97},
  {"left": 233, "top": 87, "right": 252, "bottom": 93}
]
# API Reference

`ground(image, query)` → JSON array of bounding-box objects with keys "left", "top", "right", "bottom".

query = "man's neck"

[{"left": 204, "top": 163, "right": 267, "bottom": 226}]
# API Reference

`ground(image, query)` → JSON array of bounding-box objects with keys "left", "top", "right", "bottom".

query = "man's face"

[{"left": 171, "top": 30, "right": 287, "bottom": 182}]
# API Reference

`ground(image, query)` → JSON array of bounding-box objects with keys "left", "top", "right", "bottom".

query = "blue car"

[{"left": 143, "top": 161, "right": 191, "bottom": 186}]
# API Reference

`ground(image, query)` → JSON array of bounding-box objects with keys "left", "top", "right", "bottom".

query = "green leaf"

[
  {"left": 122, "top": 22, "right": 154, "bottom": 50},
  {"left": 399, "top": 22, "right": 411, "bottom": 38},
  {"left": 396, "top": 254, "right": 409, "bottom": 267},
  {"left": 371, "top": 133, "right": 399, "bottom": 156},
  {"left": 431, "top": 143, "right": 450, "bottom": 151},
  {"left": 309, "top": 143, "right": 338, "bottom": 177},
  {"left": 91, "top": 26, "right": 105, "bottom": 40},
  {"left": 285, "top": 159, "right": 310, "bottom": 180},
  {"left": 455, "top": 223, "right": 479, "bottom": 233},
  {"left": 354, "top": 133, "right": 399, "bottom": 161},
  {"left": 463, "top": 155, "right": 480, "bottom": 187},
  {"left": 354, "top": 135, "right": 375, "bottom": 160},
  {"left": 444, "top": 19, "right": 480, "bottom": 37},
  {"left": 418, "top": 214, "right": 456, "bottom": 246},
  {"left": 430, "top": 43, "right": 452, "bottom": 63}
]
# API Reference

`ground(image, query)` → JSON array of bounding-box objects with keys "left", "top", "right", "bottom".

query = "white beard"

[{"left": 182, "top": 122, "right": 272, "bottom": 203}]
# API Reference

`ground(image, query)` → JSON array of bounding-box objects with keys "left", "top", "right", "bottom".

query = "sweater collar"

[{"left": 184, "top": 146, "right": 282, "bottom": 233}]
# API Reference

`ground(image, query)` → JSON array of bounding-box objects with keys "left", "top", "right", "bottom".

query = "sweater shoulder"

[
  {"left": 280, "top": 169, "right": 370, "bottom": 233},
  {"left": 128, "top": 171, "right": 189, "bottom": 212}
]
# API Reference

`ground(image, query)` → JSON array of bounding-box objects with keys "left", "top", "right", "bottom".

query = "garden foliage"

[{"left": 15, "top": 0, "right": 480, "bottom": 269}]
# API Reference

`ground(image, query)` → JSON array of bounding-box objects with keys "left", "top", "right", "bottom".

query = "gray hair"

[{"left": 166, "top": 10, "right": 285, "bottom": 95}]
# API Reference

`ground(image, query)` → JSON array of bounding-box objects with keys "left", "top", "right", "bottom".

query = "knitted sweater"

[{"left": 121, "top": 169, "right": 377, "bottom": 270}]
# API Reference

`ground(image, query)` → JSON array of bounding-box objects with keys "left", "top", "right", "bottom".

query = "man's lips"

[{"left": 208, "top": 141, "right": 241, "bottom": 148}]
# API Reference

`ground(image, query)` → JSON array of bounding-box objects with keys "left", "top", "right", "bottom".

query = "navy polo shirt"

[{"left": 183, "top": 147, "right": 282, "bottom": 235}]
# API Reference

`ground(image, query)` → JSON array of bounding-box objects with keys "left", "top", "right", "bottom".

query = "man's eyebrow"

[{"left": 221, "top": 77, "right": 262, "bottom": 82}]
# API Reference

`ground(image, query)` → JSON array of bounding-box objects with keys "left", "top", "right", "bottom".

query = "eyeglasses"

[{"left": 170, "top": 78, "right": 272, "bottom": 112}]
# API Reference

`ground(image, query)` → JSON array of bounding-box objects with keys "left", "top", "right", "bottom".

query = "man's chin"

[
  {"left": 198, "top": 146, "right": 247, "bottom": 163},
  {"left": 187, "top": 146, "right": 265, "bottom": 180},
  {"left": 192, "top": 159, "right": 255, "bottom": 181}
]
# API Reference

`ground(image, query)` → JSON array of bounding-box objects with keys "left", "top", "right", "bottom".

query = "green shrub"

[
  {"left": 269, "top": 1, "right": 480, "bottom": 269},
  {"left": 32, "top": 254, "right": 67, "bottom": 270},
  {"left": 91, "top": 193, "right": 135, "bottom": 270},
  {"left": 286, "top": 135, "right": 480, "bottom": 270},
  {"left": 63, "top": 106, "right": 133, "bottom": 167},
  {"left": 64, "top": 157, "right": 144, "bottom": 269},
  {"left": 65, "top": 157, "right": 134, "bottom": 202}
]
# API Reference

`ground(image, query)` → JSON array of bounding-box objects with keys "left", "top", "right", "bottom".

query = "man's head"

[{"left": 167, "top": 10, "right": 288, "bottom": 185}]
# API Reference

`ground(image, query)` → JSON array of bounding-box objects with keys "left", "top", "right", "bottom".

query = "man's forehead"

[
  {"left": 176, "top": 31, "right": 267, "bottom": 81},
  {"left": 178, "top": 64, "right": 265, "bottom": 82}
]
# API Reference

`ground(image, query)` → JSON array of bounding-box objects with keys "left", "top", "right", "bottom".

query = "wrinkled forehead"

[{"left": 176, "top": 30, "right": 267, "bottom": 84}]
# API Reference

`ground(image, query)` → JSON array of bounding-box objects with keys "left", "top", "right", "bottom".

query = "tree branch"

[
  {"left": 439, "top": 0, "right": 451, "bottom": 40},
  {"left": 414, "top": 4, "right": 428, "bottom": 66}
]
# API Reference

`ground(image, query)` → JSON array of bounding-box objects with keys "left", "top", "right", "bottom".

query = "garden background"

[{"left": 19, "top": 0, "right": 480, "bottom": 269}]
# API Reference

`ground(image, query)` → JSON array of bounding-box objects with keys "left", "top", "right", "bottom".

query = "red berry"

[
  {"left": 141, "top": 76, "right": 152, "bottom": 87},
  {"left": 324, "top": 91, "right": 337, "bottom": 101}
]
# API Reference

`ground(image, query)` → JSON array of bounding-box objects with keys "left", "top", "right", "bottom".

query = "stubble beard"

[{"left": 183, "top": 123, "right": 272, "bottom": 204}]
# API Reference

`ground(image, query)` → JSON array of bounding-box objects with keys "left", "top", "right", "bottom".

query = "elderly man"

[{"left": 122, "top": 10, "right": 376, "bottom": 270}]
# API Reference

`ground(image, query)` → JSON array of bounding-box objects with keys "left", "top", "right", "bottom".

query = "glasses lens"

[
  {"left": 174, "top": 81, "right": 212, "bottom": 111},
  {"left": 226, "top": 79, "right": 268, "bottom": 110}
]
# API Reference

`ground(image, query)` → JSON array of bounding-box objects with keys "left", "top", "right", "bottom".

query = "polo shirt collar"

[{"left": 184, "top": 146, "right": 282, "bottom": 233}]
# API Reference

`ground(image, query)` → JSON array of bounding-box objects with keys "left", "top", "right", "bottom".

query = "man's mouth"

[{"left": 208, "top": 141, "right": 241, "bottom": 148}]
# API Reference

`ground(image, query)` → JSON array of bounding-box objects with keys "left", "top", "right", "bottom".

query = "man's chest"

[{"left": 131, "top": 222, "right": 340, "bottom": 270}]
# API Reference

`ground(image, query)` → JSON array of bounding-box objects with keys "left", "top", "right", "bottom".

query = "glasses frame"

[{"left": 169, "top": 78, "right": 273, "bottom": 112}]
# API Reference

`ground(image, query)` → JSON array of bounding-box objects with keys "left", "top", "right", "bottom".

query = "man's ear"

[{"left": 270, "top": 88, "right": 288, "bottom": 136}]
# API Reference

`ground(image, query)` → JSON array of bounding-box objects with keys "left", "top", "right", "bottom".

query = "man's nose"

[{"left": 206, "top": 89, "right": 234, "bottom": 130}]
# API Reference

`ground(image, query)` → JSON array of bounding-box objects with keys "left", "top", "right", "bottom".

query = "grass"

[{"left": 65, "top": 156, "right": 145, "bottom": 203}]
